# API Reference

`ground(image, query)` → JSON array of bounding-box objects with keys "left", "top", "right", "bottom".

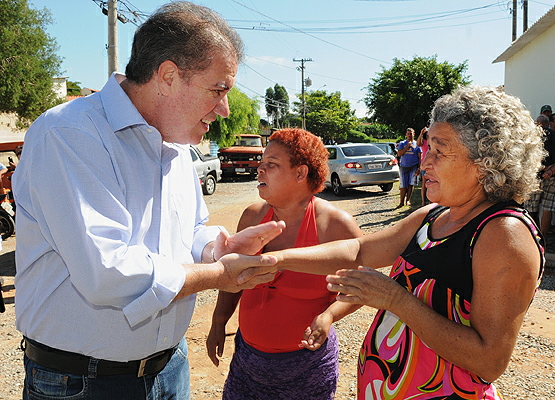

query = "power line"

[
  {"left": 234, "top": 16, "right": 505, "bottom": 34},
  {"left": 237, "top": 82, "right": 362, "bottom": 117},
  {"left": 91, "top": 0, "right": 147, "bottom": 26},
  {"left": 246, "top": 56, "right": 366, "bottom": 85},
  {"left": 227, "top": 4, "right": 498, "bottom": 25},
  {"left": 235, "top": 82, "right": 290, "bottom": 108},
  {"left": 228, "top": 0, "right": 390, "bottom": 64},
  {"left": 228, "top": 3, "right": 502, "bottom": 33}
]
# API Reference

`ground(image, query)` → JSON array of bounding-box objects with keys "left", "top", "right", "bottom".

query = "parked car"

[
  {"left": 218, "top": 134, "right": 264, "bottom": 178},
  {"left": 190, "top": 145, "right": 222, "bottom": 195},
  {"left": 373, "top": 142, "right": 397, "bottom": 157},
  {"left": 325, "top": 143, "right": 400, "bottom": 196}
]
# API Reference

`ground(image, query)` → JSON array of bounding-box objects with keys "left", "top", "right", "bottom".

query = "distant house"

[
  {"left": 52, "top": 76, "right": 69, "bottom": 100},
  {"left": 493, "top": 6, "right": 555, "bottom": 117},
  {"left": 66, "top": 88, "right": 99, "bottom": 103},
  {"left": 80, "top": 88, "right": 99, "bottom": 96}
]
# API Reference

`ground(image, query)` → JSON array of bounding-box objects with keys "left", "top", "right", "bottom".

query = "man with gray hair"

[{"left": 13, "top": 3, "right": 283, "bottom": 399}]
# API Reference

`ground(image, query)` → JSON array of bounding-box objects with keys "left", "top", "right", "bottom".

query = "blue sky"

[{"left": 31, "top": 0, "right": 554, "bottom": 118}]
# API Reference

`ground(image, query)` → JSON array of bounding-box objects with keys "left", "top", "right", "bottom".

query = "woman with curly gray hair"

[
  {"left": 430, "top": 85, "right": 544, "bottom": 204},
  {"left": 263, "top": 86, "right": 545, "bottom": 399}
]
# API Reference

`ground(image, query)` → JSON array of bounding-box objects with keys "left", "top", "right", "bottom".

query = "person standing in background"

[
  {"left": 416, "top": 127, "right": 429, "bottom": 206},
  {"left": 524, "top": 114, "right": 555, "bottom": 236},
  {"left": 396, "top": 127, "right": 421, "bottom": 208},
  {"left": 7, "top": 144, "right": 23, "bottom": 171},
  {"left": 541, "top": 104, "right": 552, "bottom": 118}
]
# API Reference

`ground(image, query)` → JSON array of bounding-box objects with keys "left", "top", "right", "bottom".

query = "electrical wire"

[
  {"left": 245, "top": 56, "right": 366, "bottom": 85},
  {"left": 228, "top": 0, "right": 390, "bottom": 63},
  {"left": 91, "top": 0, "right": 148, "bottom": 26},
  {"left": 227, "top": 3, "right": 500, "bottom": 27},
  {"left": 228, "top": 3, "right": 503, "bottom": 33}
]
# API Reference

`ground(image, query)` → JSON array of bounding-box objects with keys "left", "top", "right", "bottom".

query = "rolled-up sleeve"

[{"left": 123, "top": 254, "right": 186, "bottom": 327}]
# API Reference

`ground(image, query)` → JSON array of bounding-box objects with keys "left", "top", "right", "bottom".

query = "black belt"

[{"left": 23, "top": 337, "right": 176, "bottom": 378}]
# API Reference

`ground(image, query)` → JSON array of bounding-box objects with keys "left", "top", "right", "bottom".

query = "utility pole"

[
  {"left": 523, "top": 0, "right": 528, "bottom": 33},
  {"left": 107, "top": 0, "right": 118, "bottom": 77},
  {"left": 512, "top": 0, "right": 517, "bottom": 42},
  {"left": 293, "top": 58, "right": 313, "bottom": 130}
]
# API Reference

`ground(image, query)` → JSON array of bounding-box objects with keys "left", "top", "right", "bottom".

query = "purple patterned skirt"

[{"left": 222, "top": 328, "right": 339, "bottom": 400}]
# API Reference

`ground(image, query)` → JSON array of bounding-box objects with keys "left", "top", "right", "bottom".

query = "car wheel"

[
  {"left": 202, "top": 174, "right": 217, "bottom": 195},
  {"left": 0, "top": 209, "right": 15, "bottom": 240},
  {"left": 331, "top": 174, "right": 346, "bottom": 196},
  {"left": 380, "top": 183, "right": 394, "bottom": 192}
]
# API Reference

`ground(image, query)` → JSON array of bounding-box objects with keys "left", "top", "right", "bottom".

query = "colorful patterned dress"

[{"left": 358, "top": 201, "right": 544, "bottom": 399}]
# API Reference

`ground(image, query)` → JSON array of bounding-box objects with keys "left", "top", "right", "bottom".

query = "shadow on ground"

[{"left": 0, "top": 250, "right": 14, "bottom": 277}]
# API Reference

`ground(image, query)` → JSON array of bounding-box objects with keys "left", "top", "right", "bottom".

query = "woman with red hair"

[{"left": 206, "top": 128, "right": 362, "bottom": 399}]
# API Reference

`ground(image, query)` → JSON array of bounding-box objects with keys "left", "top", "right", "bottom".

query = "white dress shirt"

[{"left": 13, "top": 73, "right": 223, "bottom": 361}]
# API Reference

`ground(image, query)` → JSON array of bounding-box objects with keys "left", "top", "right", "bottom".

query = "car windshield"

[
  {"left": 234, "top": 137, "right": 263, "bottom": 147},
  {"left": 341, "top": 145, "right": 383, "bottom": 157}
]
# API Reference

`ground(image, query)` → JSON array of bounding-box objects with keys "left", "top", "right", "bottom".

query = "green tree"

[
  {"left": 0, "top": 0, "right": 63, "bottom": 125},
  {"left": 345, "top": 128, "right": 372, "bottom": 143},
  {"left": 206, "top": 87, "right": 261, "bottom": 147},
  {"left": 67, "top": 80, "right": 82, "bottom": 96},
  {"left": 360, "top": 122, "right": 396, "bottom": 140},
  {"left": 364, "top": 55, "right": 470, "bottom": 133},
  {"left": 295, "top": 90, "right": 359, "bottom": 142},
  {"left": 265, "top": 84, "right": 289, "bottom": 128}
]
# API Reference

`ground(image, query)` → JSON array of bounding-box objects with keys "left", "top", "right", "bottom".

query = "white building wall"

[
  {"left": 52, "top": 77, "right": 68, "bottom": 100},
  {"left": 503, "top": 24, "right": 555, "bottom": 118}
]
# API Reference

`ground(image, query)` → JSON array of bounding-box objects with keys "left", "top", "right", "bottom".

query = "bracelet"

[{"left": 210, "top": 246, "right": 216, "bottom": 263}]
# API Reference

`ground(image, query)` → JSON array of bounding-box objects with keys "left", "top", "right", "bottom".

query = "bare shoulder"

[
  {"left": 313, "top": 197, "right": 362, "bottom": 241},
  {"left": 313, "top": 197, "right": 351, "bottom": 219},
  {"left": 477, "top": 215, "right": 539, "bottom": 251},
  {"left": 472, "top": 215, "right": 541, "bottom": 278},
  {"left": 237, "top": 201, "right": 271, "bottom": 231}
]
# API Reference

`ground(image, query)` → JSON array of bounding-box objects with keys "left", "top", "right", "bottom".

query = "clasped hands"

[
  {"left": 213, "top": 220, "right": 404, "bottom": 315},
  {"left": 211, "top": 220, "right": 285, "bottom": 292}
]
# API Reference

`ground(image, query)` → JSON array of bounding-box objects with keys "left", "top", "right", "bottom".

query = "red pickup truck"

[{"left": 218, "top": 134, "right": 264, "bottom": 178}]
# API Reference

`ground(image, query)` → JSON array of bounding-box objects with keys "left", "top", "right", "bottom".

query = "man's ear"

[
  {"left": 157, "top": 60, "right": 180, "bottom": 96},
  {"left": 296, "top": 165, "right": 309, "bottom": 182}
]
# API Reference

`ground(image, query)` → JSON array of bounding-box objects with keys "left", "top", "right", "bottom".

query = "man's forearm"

[{"left": 175, "top": 262, "right": 223, "bottom": 300}]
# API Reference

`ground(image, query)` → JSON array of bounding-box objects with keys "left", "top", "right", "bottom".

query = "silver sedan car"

[{"left": 325, "top": 143, "right": 400, "bottom": 196}]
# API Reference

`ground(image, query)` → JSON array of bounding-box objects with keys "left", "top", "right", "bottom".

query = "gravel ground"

[{"left": 1, "top": 179, "right": 554, "bottom": 399}]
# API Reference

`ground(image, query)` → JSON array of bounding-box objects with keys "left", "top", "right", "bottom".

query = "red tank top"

[{"left": 238, "top": 197, "right": 336, "bottom": 353}]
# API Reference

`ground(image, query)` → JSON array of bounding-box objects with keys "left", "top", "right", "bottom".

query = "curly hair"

[
  {"left": 430, "top": 85, "right": 546, "bottom": 203},
  {"left": 125, "top": 1, "right": 244, "bottom": 84},
  {"left": 268, "top": 128, "right": 329, "bottom": 194}
]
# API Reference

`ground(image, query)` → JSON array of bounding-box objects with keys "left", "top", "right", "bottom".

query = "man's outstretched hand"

[{"left": 213, "top": 220, "right": 286, "bottom": 259}]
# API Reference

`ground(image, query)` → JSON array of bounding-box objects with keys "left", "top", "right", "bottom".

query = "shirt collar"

[{"left": 100, "top": 72, "right": 148, "bottom": 133}]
